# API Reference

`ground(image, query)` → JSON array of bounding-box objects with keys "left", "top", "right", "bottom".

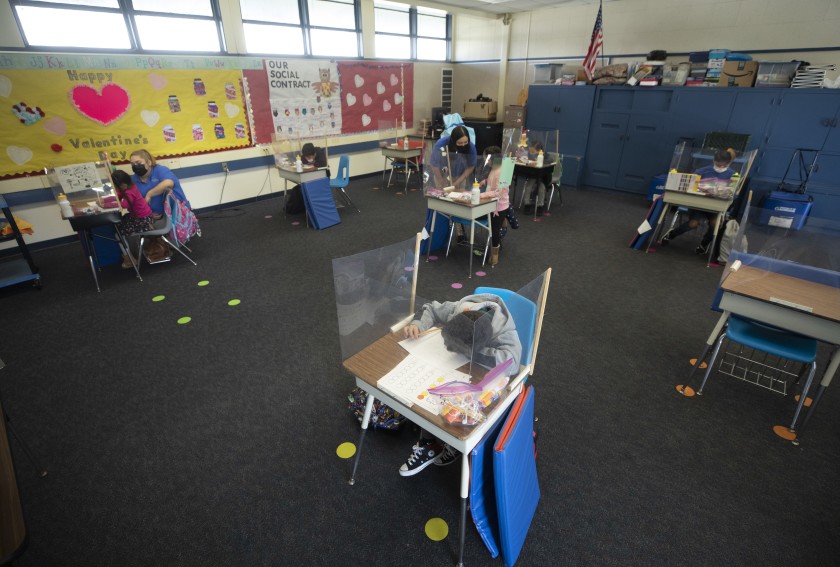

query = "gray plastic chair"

[{"left": 132, "top": 191, "right": 197, "bottom": 274}]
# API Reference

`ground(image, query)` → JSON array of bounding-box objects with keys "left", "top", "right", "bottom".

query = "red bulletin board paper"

[
  {"left": 243, "top": 66, "right": 274, "bottom": 145},
  {"left": 338, "top": 62, "right": 413, "bottom": 134}
]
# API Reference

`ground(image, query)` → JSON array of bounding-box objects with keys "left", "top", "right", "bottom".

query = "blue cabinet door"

[
  {"left": 667, "top": 88, "right": 738, "bottom": 148},
  {"left": 766, "top": 91, "right": 839, "bottom": 149},
  {"left": 525, "top": 85, "right": 561, "bottom": 129},
  {"left": 821, "top": 105, "right": 840, "bottom": 153},
  {"left": 727, "top": 89, "right": 778, "bottom": 148},
  {"left": 584, "top": 112, "right": 628, "bottom": 188},
  {"left": 616, "top": 114, "right": 671, "bottom": 193}
]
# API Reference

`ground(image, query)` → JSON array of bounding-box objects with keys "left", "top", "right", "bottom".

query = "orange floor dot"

[
  {"left": 773, "top": 425, "right": 797, "bottom": 441},
  {"left": 689, "top": 358, "right": 707, "bottom": 369}
]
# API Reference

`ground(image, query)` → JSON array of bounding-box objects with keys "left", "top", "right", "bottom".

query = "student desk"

[
  {"left": 343, "top": 332, "right": 524, "bottom": 567},
  {"left": 275, "top": 165, "right": 328, "bottom": 212},
  {"left": 380, "top": 143, "right": 423, "bottom": 193},
  {"left": 511, "top": 159, "right": 556, "bottom": 210},
  {"left": 66, "top": 210, "right": 140, "bottom": 292},
  {"left": 646, "top": 189, "right": 733, "bottom": 266},
  {"left": 425, "top": 195, "right": 497, "bottom": 278},
  {"left": 704, "top": 265, "right": 840, "bottom": 443}
]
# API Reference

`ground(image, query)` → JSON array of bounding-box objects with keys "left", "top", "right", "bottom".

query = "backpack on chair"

[{"left": 165, "top": 195, "right": 201, "bottom": 245}]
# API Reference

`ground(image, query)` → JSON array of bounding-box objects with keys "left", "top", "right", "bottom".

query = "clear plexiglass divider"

[
  {"left": 378, "top": 119, "right": 419, "bottom": 149},
  {"left": 270, "top": 134, "right": 330, "bottom": 171},
  {"left": 44, "top": 159, "right": 121, "bottom": 219},
  {"left": 667, "top": 141, "right": 758, "bottom": 199},
  {"left": 422, "top": 144, "right": 514, "bottom": 209},
  {"left": 514, "top": 128, "right": 560, "bottom": 166}
]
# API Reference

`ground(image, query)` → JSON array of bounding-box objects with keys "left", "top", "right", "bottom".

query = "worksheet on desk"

[
  {"left": 377, "top": 355, "right": 471, "bottom": 415},
  {"left": 398, "top": 329, "right": 470, "bottom": 372}
]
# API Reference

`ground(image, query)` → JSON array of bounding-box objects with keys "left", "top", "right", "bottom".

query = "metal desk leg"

[
  {"left": 679, "top": 311, "right": 730, "bottom": 396},
  {"left": 349, "top": 393, "right": 375, "bottom": 485},
  {"left": 706, "top": 212, "right": 724, "bottom": 267},
  {"left": 791, "top": 346, "right": 840, "bottom": 445},
  {"left": 645, "top": 202, "right": 670, "bottom": 254},
  {"left": 426, "top": 210, "right": 437, "bottom": 263},
  {"left": 468, "top": 218, "right": 475, "bottom": 278},
  {"left": 78, "top": 229, "right": 102, "bottom": 293},
  {"left": 457, "top": 450, "right": 470, "bottom": 567}
]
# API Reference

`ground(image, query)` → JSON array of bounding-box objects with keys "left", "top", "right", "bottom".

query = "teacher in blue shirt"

[
  {"left": 429, "top": 125, "right": 477, "bottom": 190},
  {"left": 129, "top": 149, "right": 191, "bottom": 218}
]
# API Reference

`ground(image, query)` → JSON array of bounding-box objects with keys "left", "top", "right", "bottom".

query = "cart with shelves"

[{"left": 0, "top": 194, "right": 41, "bottom": 290}]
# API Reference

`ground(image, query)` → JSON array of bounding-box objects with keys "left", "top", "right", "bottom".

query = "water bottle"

[
  {"left": 471, "top": 182, "right": 481, "bottom": 205},
  {"left": 58, "top": 194, "right": 73, "bottom": 218},
  {"left": 295, "top": 155, "right": 303, "bottom": 173},
  {"left": 536, "top": 150, "right": 544, "bottom": 168},
  {"left": 403, "top": 136, "right": 409, "bottom": 150}
]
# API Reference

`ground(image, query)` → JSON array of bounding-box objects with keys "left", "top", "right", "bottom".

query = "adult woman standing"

[
  {"left": 129, "top": 149, "right": 191, "bottom": 218},
  {"left": 429, "top": 125, "right": 477, "bottom": 190}
]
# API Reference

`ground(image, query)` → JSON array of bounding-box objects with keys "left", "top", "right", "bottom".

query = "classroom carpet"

[{"left": 1, "top": 176, "right": 839, "bottom": 567}]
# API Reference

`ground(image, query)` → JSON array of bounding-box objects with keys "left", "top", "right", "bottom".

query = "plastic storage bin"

[
  {"left": 755, "top": 62, "right": 801, "bottom": 87},
  {"left": 758, "top": 191, "right": 813, "bottom": 229}
]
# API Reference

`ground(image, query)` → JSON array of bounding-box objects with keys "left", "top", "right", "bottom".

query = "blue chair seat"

[{"left": 727, "top": 316, "right": 816, "bottom": 364}]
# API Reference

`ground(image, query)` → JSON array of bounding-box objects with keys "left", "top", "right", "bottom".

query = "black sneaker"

[
  {"left": 399, "top": 440, "right": 442, "bottom": 477},
  {"left": 434, "top": 443, "right": 459, "bottom": 467},
  {"left": 695, "top": 243, "right": 709, "bottom": 255}
]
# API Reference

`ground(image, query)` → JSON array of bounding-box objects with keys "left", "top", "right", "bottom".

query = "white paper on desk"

[
  {"left": 637, "top": 219, "right": 652, "bottom": 234},
  {"left": 377, "top": 355, "right": 471, "bottom": 414},
  {"left": 399, "top": 330, "right": 470, "bottom": 372}
]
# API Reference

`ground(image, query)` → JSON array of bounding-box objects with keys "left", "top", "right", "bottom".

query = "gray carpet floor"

[{"left": 1, "top": 176, "right": 839, "bottom": 567}]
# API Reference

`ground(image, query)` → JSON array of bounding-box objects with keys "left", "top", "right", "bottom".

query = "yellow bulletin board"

[{"left": 0, "top": 68, "right": 250, "bottom": 177}]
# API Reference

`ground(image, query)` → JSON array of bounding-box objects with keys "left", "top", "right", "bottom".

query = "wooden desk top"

[
  {"left": 722, "top": 266, "right": 840, "bottom": 322},
  {"left": 343, "top": 332, "right": 513, "bottom": 441}
]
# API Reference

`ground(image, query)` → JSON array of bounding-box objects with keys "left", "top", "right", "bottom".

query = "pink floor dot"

[
  {"left": 533, "top": 218, "right": 542, "bottom": 222},
  {"left": 428, "top": 255, "right": 438, "bottom": 261},
  {"left": 291, "top": 221, "right": 301, "bottom": 226},
  {"left": 475, "top": 271, "right": 486, "bottom": 277},
  {"left": 264, "top": 215, "right": 273, "bottom": 219},
  {"left": 451, "top": 282, "right": 463, "bottom": 289},
  {"left": 543, "top": 212, "right": 552, "bottom": 216},
  {"left": 404, "top": 266, "right": 414, "bottom": 272}
]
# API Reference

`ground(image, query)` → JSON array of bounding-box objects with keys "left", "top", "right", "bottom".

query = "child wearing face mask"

[{"left": 662, "top": 147, "right": 736, "bottom": 255}]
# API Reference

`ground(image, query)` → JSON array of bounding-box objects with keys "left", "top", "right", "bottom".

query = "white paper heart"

[
  {"left": 42, "top": 116, "right": 66, "bottom": 136},
  {"left": 140, "top": 109, "right": 160, "bottom": 127},
  {"left": 383, "top": 100, "right": 391, "bottom": 112},
  {"left": 346, "top": 93, "right": 357, "bottom": 106},
  {"left": 390, "top": 74, "right": 399, "bottom": 86},
  {"left": 363, "top": 93, "right": 373, "bottom": 106},
  {"left": 0, "top": 75, "right": 11, "bottom": 98},
  {"left": 376, "top": 82, "right": 386, "bottom": 95},
  {"left": 224, "top": 102, "right": 239, "bottom": 117},
  {"left": 147, "top": 73, "right": 167, "bottom": 90},
  {"left": 354, "top": 74, "right": 365, "bottom": 88},
  {"left": 7, "top": 146, "right": 33, "bottom": 166},
  {"left": 394, "top": 93, "right": 402, "bottom": 105},
  {"left": 361, "top": 114, "right": 371, "bottom": 127}
]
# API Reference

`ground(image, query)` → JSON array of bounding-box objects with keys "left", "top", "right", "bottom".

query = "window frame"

[
  {"left": 9, "top": 0, "right": 226, "bottom": 54},
  {"left": 373, "top": 2, "right": 450, "bottom": 62}
]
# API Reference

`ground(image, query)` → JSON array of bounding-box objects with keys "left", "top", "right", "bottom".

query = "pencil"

[{"left": 417, "top": 327, "right": 441, "bottom": 337}]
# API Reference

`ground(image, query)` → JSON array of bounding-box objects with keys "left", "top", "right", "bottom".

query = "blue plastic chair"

[
  {"left": 329, "top": 155, "right": 359, "bottom": 212},
  {"left": 474, "top": 286, "right": 537, "bottom": 367},
  {"left": 697, "top": 315, "right": 817, "bottom": 432}
]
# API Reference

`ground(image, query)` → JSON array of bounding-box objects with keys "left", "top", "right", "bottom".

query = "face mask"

[
  {"left": 456, "top": 145, "right": 470, "bottom": 154},
  {"left": 713, "top": 165, "right": 728, "bottom": 174},
  {"left": 132, "top": 163, "right": 148, "bottom": 176}
]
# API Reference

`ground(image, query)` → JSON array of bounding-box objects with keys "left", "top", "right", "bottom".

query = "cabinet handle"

[
  {"left": 833, "top": 118, "right": 839, "bottom": 128},
  {"left": 821, "top": 118, "right": 830, "bottom": 127}
]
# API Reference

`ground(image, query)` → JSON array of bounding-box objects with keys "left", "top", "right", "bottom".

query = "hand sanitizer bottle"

[
  {"left": 403, "top": 136, "right": 409, "bottom": 150},
  {"left": 536, "top": 149, "right": 544, "bottom": 168},
  {"left": 295, "top": 155, "right": 303, "bottom": 173},
  {"left": 58, "top": 194, "right": 73, "bottom": 218},
  {"left": 471, "top": 181, "right": 481, "bottom": 205}
]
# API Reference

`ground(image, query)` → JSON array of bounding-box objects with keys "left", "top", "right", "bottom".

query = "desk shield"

[
  {"left": 670, "top": 141, "right": 758, "bottom": 200},
  {"left": 333, "top": 236, "right": 426, "bottom": 361},
  {"left": 517, "top": 128, "right": 559, "bottom": 161},
  {"left": 424, "top": 147, "right": 511, "bottom": 203},
  {"left": 270, "top": 135, "right": 329, "bottom": 170},
  {"left": 44, "top": 160, "right": 121, "bottom": 218},
  {"left": 720, "top": 204, "right": 840, "bottom": 302},
  {"left": 378, "top": 119, "right": 418, "bottom": 148}
]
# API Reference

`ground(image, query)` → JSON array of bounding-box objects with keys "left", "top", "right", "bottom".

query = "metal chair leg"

[
  {"left": 789, "top": 361, "right": 817, "bottom": 431},
  {"left": 697, "top": 333, "right": 728, "bottom": 395}
]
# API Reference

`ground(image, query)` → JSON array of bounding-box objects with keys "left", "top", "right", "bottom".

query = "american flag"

[{"left": 583, "top": 3, "right": 604, "bottom": 80}]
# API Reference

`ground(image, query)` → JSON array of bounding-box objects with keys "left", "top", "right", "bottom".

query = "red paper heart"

[{"left": 70, "top": 84, "right": 130, "bottom": 125}]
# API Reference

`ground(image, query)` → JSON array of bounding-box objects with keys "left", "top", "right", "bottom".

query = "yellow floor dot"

[
  {"left": 177, "top": 317, "right": 191, "bottom": 325},
  {"left": 424, "top": 518, "right": 449, "bottom": 541},
  {"left": 228, "top": 299, "right": 241, "bottom": 306},
  {"left": 152, "top": 295, "right": 165, "bottom": 302},
  {"left": 197, "top": 280, "right": 209, "bottom": 287},
  {"left": 336, "top": 442, "right": 356, "bottom": 459}
]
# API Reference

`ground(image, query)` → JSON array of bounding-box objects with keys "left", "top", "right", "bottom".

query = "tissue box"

[{"left": 463, "top": 101, "right": 497, "bottom": 120}]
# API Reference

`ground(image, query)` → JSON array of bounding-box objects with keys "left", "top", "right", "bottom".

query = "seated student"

[
  {"left": 663, "top": 148, "right": 737, "bottom": 254},
  {"left": 520, "top": 141, "right": 551, "bottom": 215},
  {"left": 398, "top": 293, "right": 522, "bottom": 476},
  {"left": 285, "top": 142, "right": 330, "bottom": 214},
  {"left": 112, "top": 170, "right": 154, "bottom": 268}
]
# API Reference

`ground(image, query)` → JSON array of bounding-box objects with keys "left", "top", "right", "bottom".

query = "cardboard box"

[
  {"left": 717, "top": 61, "right": 759, "bottom": 87},
  {"left": 504, "top": 105, "right": 525, "bottom": 128},
  {"left": 463, "top": 101, "right": 497, "bottom": 120}
]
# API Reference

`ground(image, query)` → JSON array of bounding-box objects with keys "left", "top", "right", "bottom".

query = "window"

[
  {"left": 10, "top": 0, "right": 224, "bottom": 52},
  {"left": 241, "top": 0, "right": 360, "bottom": 57},
  {"left": 374, "top": 1, "right": 449, "bottom": 61}
]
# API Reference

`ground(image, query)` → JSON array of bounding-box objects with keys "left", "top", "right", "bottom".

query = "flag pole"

[{"left": 599, "top": 0, "right": 606, "bottom": 68}]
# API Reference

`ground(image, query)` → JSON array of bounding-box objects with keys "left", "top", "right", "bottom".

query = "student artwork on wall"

[
  {"left": 264, "top": 59, "right": 342, "bottom": 139},
  {"left": 0, "top": 68, "right": 249, "bottom": 177}
]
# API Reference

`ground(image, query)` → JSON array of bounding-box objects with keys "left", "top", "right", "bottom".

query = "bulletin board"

[{"left": 0, "top": 67, "right": 250, "bottom": 177}]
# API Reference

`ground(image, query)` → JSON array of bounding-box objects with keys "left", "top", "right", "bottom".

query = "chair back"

[
  {"left": 702, "top": 132, "right": 751, "bottom": 155},
  {"left": 474, "top": 286, "right": 537, "bottom": 366},
  {"left": 550, "top": 154, "right": 564, "bottom": 184},
  {"left": 331, "top": 155, "right": 350, "bottom": 188}
]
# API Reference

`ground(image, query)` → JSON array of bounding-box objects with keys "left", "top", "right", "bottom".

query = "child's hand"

[{"left": 404, "top": 324, "right": 420, "bottom": 339}]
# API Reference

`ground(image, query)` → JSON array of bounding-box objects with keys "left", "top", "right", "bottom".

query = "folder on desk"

[
  {"left": 493, "top": 385, "right": 539, "bottom": 567},
  {"left": 301, "top": 177, "right": 341, "bottom": 230}
]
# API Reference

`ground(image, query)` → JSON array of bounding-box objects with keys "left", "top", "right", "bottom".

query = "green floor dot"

[
  {"left": 177, "top": 317, "right": 192, "bottom": 325},
  {"left": 336, "top": 442, "right": 356, "bottom": 459},
  {"left": 425, "top": 518, "right": 449, "bottom": 541},
  {"left": 197, "top": 280, "right": 209, "bottom": 287},
  {"left": 152, "top": 295, "right": 165, "bottom": 302},
  {"left": 228, "top": 299, "right": 241, "bottom": 306}
]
